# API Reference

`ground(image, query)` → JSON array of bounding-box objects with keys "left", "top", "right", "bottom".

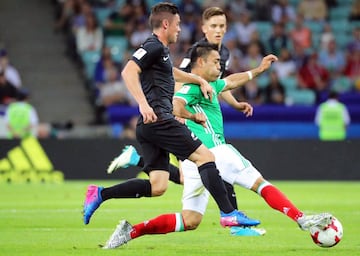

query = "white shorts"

[{"left": 182, "top": 144, "right": 262, "bottom": 215}]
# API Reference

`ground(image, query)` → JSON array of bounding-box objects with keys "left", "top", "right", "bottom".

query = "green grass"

[{"left": 0, "top": 180, "right": 359, "bottom": 256}]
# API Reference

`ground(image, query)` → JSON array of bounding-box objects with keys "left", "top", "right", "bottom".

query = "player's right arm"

[
  {"left": 121, "top": 60, "right": 157, "bottom": 124},
  {"left": 172, "top": 96, "right": 207, "bottom": 127}
]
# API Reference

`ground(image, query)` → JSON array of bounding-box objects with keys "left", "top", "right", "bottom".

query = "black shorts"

[{"left": 136, "top": 118, "right": 202, "bottom": 173}]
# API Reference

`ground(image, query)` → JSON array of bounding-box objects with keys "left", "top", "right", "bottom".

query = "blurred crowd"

[
  {"left": 51, "top": 0, "right": 360, "bottom": 125},
  {"left": 2, "top": 0, "right": 360, "bottom": 138}
]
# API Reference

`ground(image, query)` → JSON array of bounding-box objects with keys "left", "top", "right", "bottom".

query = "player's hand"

[
  {"left": 199, "top": 78, "right": 213, "bottom": 102},
  {"left": 139, "top": 103, "right": 158, "bottom": 124},
  {"left": 192, "top": 113, "right": 207, "bottom": 128},
  {"left": 237, "top": 102, "right": 253, "bottom": 117},
  {"left": 175, "top": 116, "right": 186, "bottom": 124},
  {"left": 259, "top": 54, "right": 278, "bottom": 71}
]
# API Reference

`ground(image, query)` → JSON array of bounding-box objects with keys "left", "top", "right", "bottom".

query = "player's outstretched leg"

[
  {"left": 297, "top": 213, "right": 333, "bottom": 231},
  {"left": 107, "top": 145, "right": 140, "bottom": 174},
  {"left": 220, "top": 210, "right": 260, "bottom": 227},
  {"left": 83, "top": 185, "right": 103, "bottom": 224},
  {"left": 103, "top": 220, "right": 133, "bottom": 249}
]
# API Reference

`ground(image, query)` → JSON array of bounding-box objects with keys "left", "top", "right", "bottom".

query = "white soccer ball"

[{"left": 309, "top": 216, "right": 343, "bottom": 248}]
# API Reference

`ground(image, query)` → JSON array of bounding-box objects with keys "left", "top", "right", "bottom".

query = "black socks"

[
  {"left": 198, "top": 162, "right": 234, "bottom": 213},
  {"left": 101, "top": 178, "right": 152, "bottom": 200}
]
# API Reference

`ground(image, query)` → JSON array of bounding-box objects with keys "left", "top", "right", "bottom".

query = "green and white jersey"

[{"left": 174, "top": 79, "right": 227, "bottom": 148}]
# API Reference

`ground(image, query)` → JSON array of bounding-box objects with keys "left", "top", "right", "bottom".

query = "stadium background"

[{"left": 0, "top": 0, "right": 359, "bottom": 181}]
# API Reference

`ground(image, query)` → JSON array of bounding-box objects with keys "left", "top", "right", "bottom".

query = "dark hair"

[
  {"left": 328, "top": 91, "right": 339, "bottom": 99},
  {"left": 190, "top": 42, "right": 218, "bottom": 67},
  {"left": 149, "top": 2, "right": 179, "bottom": 29},
  {"left": 202, "top": 7, "right": 225, "bottom": 23}
]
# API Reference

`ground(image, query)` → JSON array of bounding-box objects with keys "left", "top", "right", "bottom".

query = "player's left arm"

[{"left": 224, "top": 54, "right": 278, "bottom": 91}]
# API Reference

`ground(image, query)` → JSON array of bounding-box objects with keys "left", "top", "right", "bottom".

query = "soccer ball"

[{"left": 310, "top": 216, "right": 343, "bottom": 248}]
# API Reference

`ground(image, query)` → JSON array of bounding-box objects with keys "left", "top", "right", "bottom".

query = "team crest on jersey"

[
  {"left": 178, "top": 85, "right": 191, "bottom": 94},
  {"left": 133, "top": 48, "right": 147, "bottom": 60}
]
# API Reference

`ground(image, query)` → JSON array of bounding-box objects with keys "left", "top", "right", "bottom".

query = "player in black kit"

[
  {"left": 109, "top": 7, "right": 245, "bottom": 209},
  {"left": 83, "top": 2, "right": 259, "bottom": 229}
]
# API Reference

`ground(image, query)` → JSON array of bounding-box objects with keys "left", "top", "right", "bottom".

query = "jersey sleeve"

[
  {"left": 174, "top": 84, "right": 202, "bottom": 105},
  {"left": 131, "top": 41, "right": 163, "bottom": 71},
  {"left": 178, "top": 47, "right": 193, "bottom": 72},
  {"left": 213, "top": 79, "right": 227, "bottom": 94}
]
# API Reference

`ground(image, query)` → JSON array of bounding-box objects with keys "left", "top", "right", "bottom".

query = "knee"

[
  {"left": 185, "top": 220, "right": 201, "bottom": 230},
  {"left": 182, "top": 210, "right": 203, "bottom": 230},
  {"left": 149, "top": 171, "right": 169, "bottom": 196},
  {"left": 150, "top": 182, "right": 168, "bottom": 196}
]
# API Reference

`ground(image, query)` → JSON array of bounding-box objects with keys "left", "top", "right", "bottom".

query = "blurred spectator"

[
  {"left": 320, "top": 23, "right": 335, "bottom": 51},
  {"left": 292, "top": 42, "right": 309, "bottom": 69},
  {"left": 297, "top": 0, "right": 327, "bottom": 23},
  {"left": 224, "top": 37, "right": 243, "bottom": 74},
  {"left": 226, "top": 0, "right": 251, "bottom": 21},
  {"left": 318, "top": 39, "right": 345, "bottom": 77},
  {"left": 347, "top": 27, "right": 360, "bottom": 53},
  {"left": 94, "top": 46, "right": 121, "bottom": 84},
  {"left": 263, "top": 71, "right": 286, "bottom": 105},
  {"left": 269, "top": 22, "right": 289, "bottom": 57},
  {"left": 93, "top": 66, "right": 135, "bottom": 124},
  {"left": 202, "top": 0, "right": 229, "bottom": 10},
  {"left": 271, "top": 0, "right": 297, "bottom": 24},
  {"left": 289, "top": 15, "right": 312, "bottom": 50},
  {"left": 71, "top": 1, "right": 94, "bottom": 32},
  {"left": 272, "top": 47, "right": 296, "bottom": 79},
  {"left": 298, "top": 53, "right": 330, "bottom": 98},
  {"left": 0, "top": 49, "right": 22, "bottom": 88},
  {"left": 0, "top": 70, "right": 18, "bottom": 105},
  {"left": 249, "top": 30, "right": 267, "bottom": 56},
  {"left": 232, "top": 11, "right": 257, "bottom": 53},
  {"left": 232, "top": 79, "right": 263, "bottom": 105},
  {"left": 252, "top": 0, "right": 272, "bottom": 22},
  {"left": 103, "top": 2, "right": 134, "bottom": 37},
  {"left": 5, "top": 89, "right": 39, "bottom": 139},
  {"left": 75, "top": 13, "right": 103, "bottom": 54},
  {"left": 240, "top": 42, "right": 263, "bottom": 71},
  {"left": 97, "top": 67, "right": 132, "bottom": 107},
  {"left": 130, "top": 18, "right": 151, "bottom": 50},
  {"left": 324, "top": 0, "right": 338, "bottom": 9},
  {"left": 178, "top": 0, "right": 202, "bottom": 17},
  {"left": 315, "top": 91, "right": 350, "bottom": 141},
  {"left": 349, "top": 0, "right": 360, "bottom": 21},
  {"left": 178, "top": 13, "right": 199, "bottom": 45},
  {"left": 54, "top": 0, "right": 76, "bottom": 33},
  {"left": 343, "top": 45, "right": 360, "bottom": 84}
]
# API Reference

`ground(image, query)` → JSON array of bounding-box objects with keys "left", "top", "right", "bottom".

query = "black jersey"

[
  {"left": 179, "top": 37, "right": 230, "bottom": 78},
  {"left": 131, "top": 34, "right": 175, "bottom": 121}
]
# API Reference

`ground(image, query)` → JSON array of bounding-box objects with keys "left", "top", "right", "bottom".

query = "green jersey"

[{"left": 174, "top": 79, "right": 227, "bottom": 148}]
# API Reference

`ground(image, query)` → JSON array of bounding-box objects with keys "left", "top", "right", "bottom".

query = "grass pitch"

[{"left": 0, "top": 180, "right": 359, "bottom": 256}]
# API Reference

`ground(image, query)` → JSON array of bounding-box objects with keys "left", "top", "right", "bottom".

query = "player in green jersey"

[{"left": 102, "top": 43, "right": 332, "bottom": 249}]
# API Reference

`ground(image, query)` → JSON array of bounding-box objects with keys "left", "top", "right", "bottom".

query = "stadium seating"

[
  {"left": 104, "top": 36, "right": 128, "bottom": 63},
  {"left": 80, "top": 50, "right": 101, "bottom": 81},
  {"left": 286, "top": 89, "right": 316, "bottom": 106},
  {"left": 94, "top": 7, "right": 112, "bottom": 27},
  {"left": 329, "top": 6, "right": 351, "bottom": 20},
  {"left": 280, "top": 76, "right": 298, "bottom": 92}
]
